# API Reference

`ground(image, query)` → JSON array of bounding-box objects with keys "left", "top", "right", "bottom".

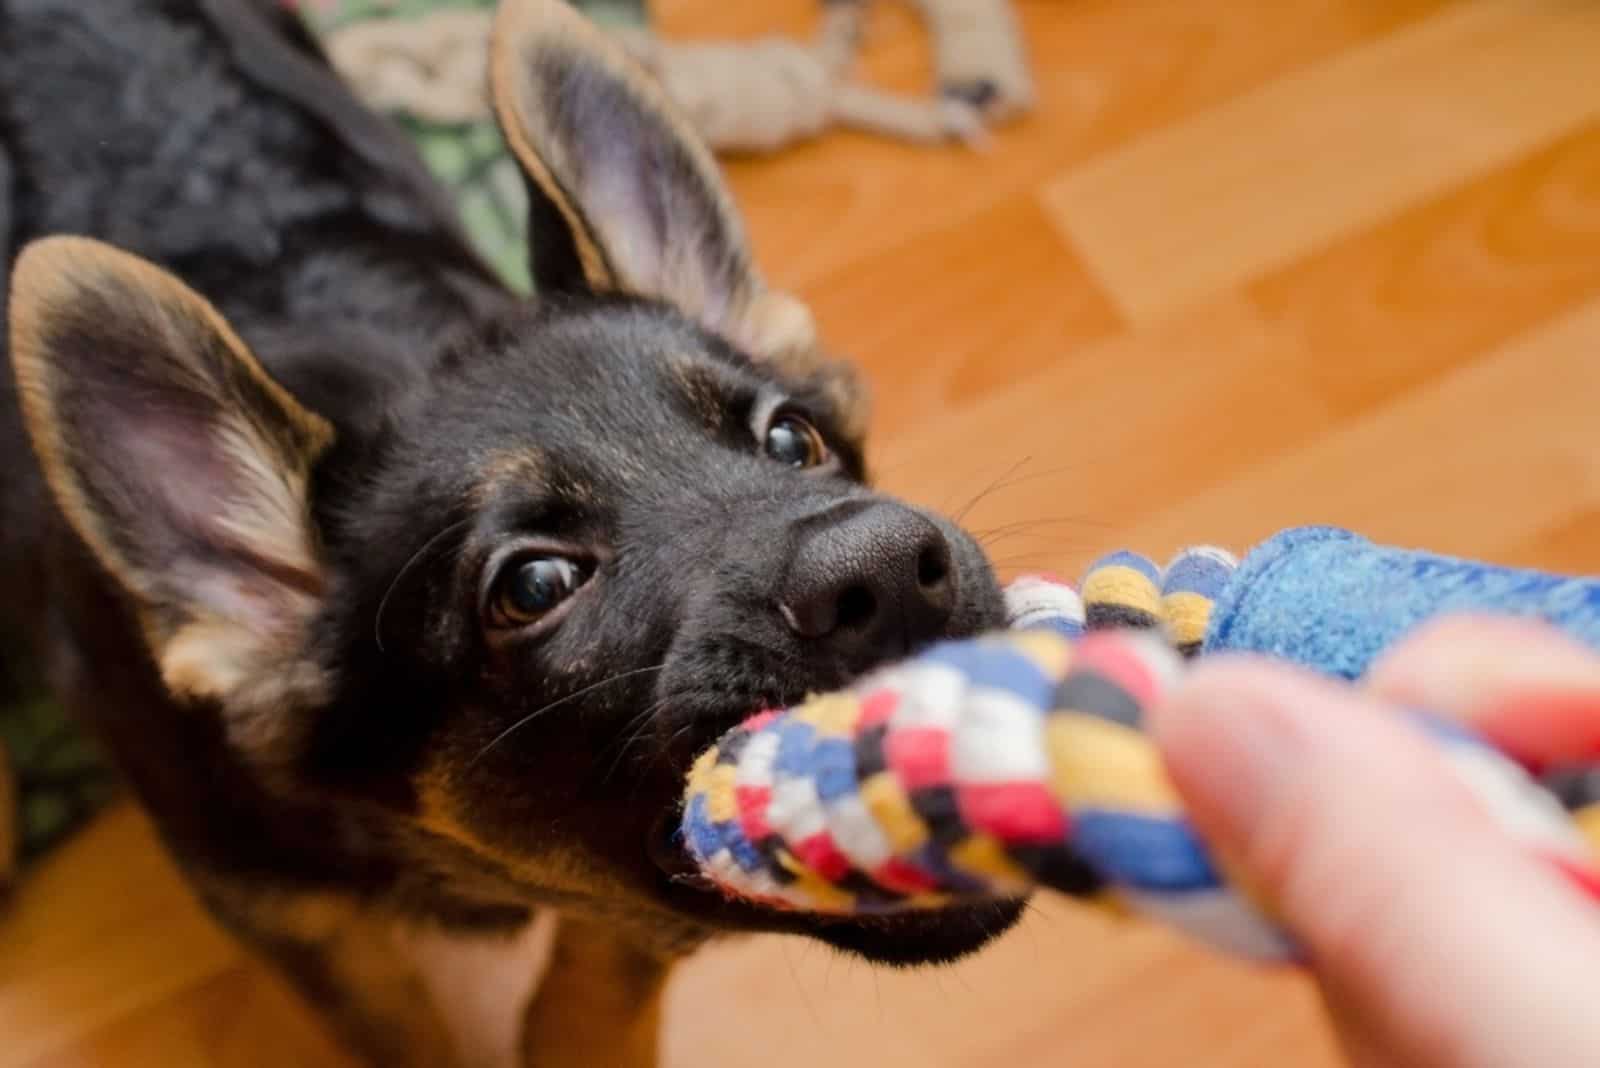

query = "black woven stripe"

[
  {"left": 1007, "top": 844, "right": 1104, "bottom": 897},
  {"left": 1052, "top": 671, "right": 1143, "bottom": 729},
  {"left": 855, "top": 724, "right": 888, "bottom": 779},
  {"left": 836, "top": 869, "right": 908, "bottom": 907},
  {"left": 757, "top": 835, "right": 797, "bottom": 884},
  {"left": 1086, "top": 603, "right": 1160, "bottom": 632},
  {"left": 909, "top": 785, "right": 968, "bottom": 847},
  {"left": 716, "top": 728, "right": 752, "bottom": 766},
  {"left": 1175, "top": 640, "right": 1203, "bottom": 660},
  {"left": 1541, "top": 764, "right": 1600, "bottom": 811}
]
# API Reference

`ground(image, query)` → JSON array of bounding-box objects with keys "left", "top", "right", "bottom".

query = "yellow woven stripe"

[
  {"left": 1009, "top": 630, "right": 1074, "bottom": 679},
  {"left": 1162, "top": 590, "right": 1213, "bottom": 647},
  {"left": 948, "top": 834, "right": 1030, "bottom": 886},
  {"left": 705, "top": 761, "right": 738, "bottom": 823},
  {"left": 1082, "top": 565, "right": 1161, "bottom": 617},
  {"left": 1575, "top": 803, "right": 1600, "bottom": 856},
  {"left": 793, "top": 692, "right": 862, "bottom": 738},
  {"left": 1044, "top": 713, "right": 1180, "bottom": 815},
  {"left": 860, "top": 771, "right": 928, "bottom": 852},
  {"left": 687, "top": 745, "right": 719, "bottom": 792},
  {"left": 777, "top": 851, "right": 856, "bottom": 911}
]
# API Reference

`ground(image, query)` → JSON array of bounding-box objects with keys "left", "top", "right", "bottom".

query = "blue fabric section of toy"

[{"left": 1204, "top": 526, "right": 1600, "bottom": 678}]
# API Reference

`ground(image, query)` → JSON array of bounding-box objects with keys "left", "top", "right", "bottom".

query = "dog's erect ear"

[
  {"left": 9, "top": 237, "right": 333, "bottom": 727},
  {"left": 490, "top": 0, "right": 818, "bottom": 369}
]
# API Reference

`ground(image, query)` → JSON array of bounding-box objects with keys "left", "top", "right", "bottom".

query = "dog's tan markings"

[
  {"left": 205, "top": 880, "right": 560, "bottom": 1068},
  {"left": 489, "top": 0, "right": 616, "bottom": 291},
  {"left": 521, "top": 916, "right": 669, "bottom": 1068},
  {"left": 473, "top": 447, "right": 547, "bottom": 506},
  {"left": 488, "top": 0, "right": 833, "bottom": 372},
  {"left": 9, "top": 237, "right": 333, "bottom": 754},
  {"left": 667, "top": 352, "right": 727, "bottom": 431},
  {"left": 416, "top": 765, "right": 622, "bottom": 900}
]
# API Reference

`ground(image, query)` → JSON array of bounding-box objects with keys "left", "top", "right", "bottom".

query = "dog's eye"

[
  {"left": 763, "top": 413, "right": 827, "bottom": 469},
  {"left": 490, "top": 556, "right": 590, "bottom": 629}
]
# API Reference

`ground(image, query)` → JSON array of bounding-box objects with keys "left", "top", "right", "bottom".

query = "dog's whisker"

[
  {"left": 471, "top": 664, "right": 667, "bottom": 766},
  {"left": 373, "top": 516, "right": 475, "bottom": 654},
  {"left": 951, "top": 455, "right": 1032, "bottom": 524},
  {"left": 597, "top": 696, "right": 675, "bottom": 785}
]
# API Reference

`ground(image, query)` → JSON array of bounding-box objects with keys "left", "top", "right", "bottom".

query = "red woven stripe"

[
  {"left": 859, "top": 689, "right": 899, "bottom": 729},
  {"left": 743, "top": 709, "right": 780, "bottom": 731},
  {"left": 958, "top": 781, "right": 1067, "bottom": 844},
  {"left": 793, "top": 832, "right": 851, "bottom": 882},
  {"left": 874, "top": 858, "right": 940, "bottom": 894},
  {"left": 736, "top": 785, "right": 772, "bottom": 841},
  {"left": 886, "top": 728, "right": 951, "bottom": 789},
  {"left": 1072, "top": 633, "right": 1162, "bottom": 707},
  {"left": 1542, "top": 851, "right": 1600, "bottom": 903},
  {"left": 1473, "top": 694, "right": 1600, "bottom": 775}
]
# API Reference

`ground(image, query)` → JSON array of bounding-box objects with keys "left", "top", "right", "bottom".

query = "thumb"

[{"left": 1150, "top": 657, "right": 1600, "bottom": 1068}]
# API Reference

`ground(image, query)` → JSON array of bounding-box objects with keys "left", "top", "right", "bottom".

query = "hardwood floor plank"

[
  {"left": 1044, "top": 0, "right": 1600, "bottom": 322},
  {"left": 1249, "top": 122, "right": 1600, "bottom": 417},
  {"left": 1124, "top": 295, "right": 1600, "bottom": 563}
]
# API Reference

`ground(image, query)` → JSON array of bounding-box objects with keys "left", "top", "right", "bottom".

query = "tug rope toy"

[
  {"left": 681, "top": 528, "right": 1600, "bottom": 963},
  {"left": 297, "top": 0, "right": 1033, "bottom": 155}
]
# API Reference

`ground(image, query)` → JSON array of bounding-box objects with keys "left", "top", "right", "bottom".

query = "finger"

[
  {"left": 1151, "top": 657, "right": 1600, "bottom": 1068},
  {"left": 1367, "top": 615, "right": 1600, "bottom": 773}
]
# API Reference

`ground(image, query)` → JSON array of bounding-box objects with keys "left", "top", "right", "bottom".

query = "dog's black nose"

[{"left": 779, "top": 503, "right": 956, "bottom": 658}]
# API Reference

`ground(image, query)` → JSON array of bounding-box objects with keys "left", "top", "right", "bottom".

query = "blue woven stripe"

[
  {"left": 813, "top": 737, "right": 860, "bottom": 802},
  {"left": 1071, "top": 810, "right": 1222, "bottom": 892},
  {"left": 1162, "top": 551, "right": 1234, "bottom": 599},
  {"left": 684, "top": 793, "right": 722, "bottom": 862},
  {"left": 920, "top": 640, "right": 1053, "bottom": 705},
  {"left": 773, "top": 718, "right": 818, "bottom": 776},
  {"left": 909, "top": 842, "right": 991, "bottom": 895},
  {"left": 719, "top": 819, "right": 765, "bottom": 873},
  {"left": 1028, "top": 616, "right": 1086, "bottom": 640},
  {"left": 1090, "top": 551, "right": 1160, "bottom": 583},
  {"left": 1402, "top": 707, "right": 1486, "bottom": 748}
]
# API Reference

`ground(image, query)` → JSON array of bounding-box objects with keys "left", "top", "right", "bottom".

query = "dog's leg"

[
  {"left": 520, "top": 916, "right": 671, "bottom": 1068},
  {"left": 209, "top": 883, "right": 561, "bottom": 1068}
]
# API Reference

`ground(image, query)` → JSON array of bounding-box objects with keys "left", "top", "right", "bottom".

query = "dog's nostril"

[
  {"left": 836, "top": 585, "right": 876, "bottom": 630},
  {"left": 917, "top": 544, "right": 950, "bottom": 590}
]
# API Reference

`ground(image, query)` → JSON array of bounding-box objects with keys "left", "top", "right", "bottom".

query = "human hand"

[{"left": 1150, "top": 616, "right": 1600, "bottom": 1067}]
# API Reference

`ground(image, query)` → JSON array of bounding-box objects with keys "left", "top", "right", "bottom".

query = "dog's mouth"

[
  {"left": 643, "top": 805, "right": 1027, "bottom": 965},
  {"left": 638, "top": 679, "right": 1027, "bottom": 966}
]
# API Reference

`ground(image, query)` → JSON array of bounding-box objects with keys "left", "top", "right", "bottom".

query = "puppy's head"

[{"left": 6, "top": 0, "right": 1019, "bottom": 962}]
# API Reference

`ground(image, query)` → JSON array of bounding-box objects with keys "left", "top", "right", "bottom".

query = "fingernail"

[{"left": 1149, "top": 660, "right": 1322, "bottom": 850}]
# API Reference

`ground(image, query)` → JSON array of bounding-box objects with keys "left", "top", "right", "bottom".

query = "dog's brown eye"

[
  {"left": 491, "top": 556, "right": 589, "bottom": 628},
  {"left": 764, "top": 414, "right": 827, "bottom": 469}
]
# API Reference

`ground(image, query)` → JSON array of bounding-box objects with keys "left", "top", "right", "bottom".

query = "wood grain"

[{"left": 6, "top": 1, "right": 1600, "bottom": 1065}]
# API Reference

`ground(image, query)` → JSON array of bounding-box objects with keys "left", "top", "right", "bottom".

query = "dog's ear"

[
  {"left": 490, "top": 0, "right": 818, "bottom": 370},
  {"left": 9, "top": 237, "right": 333, "bottom": 727}
]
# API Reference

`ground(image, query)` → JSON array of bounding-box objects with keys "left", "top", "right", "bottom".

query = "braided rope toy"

[{"left": 681, "top": 531, "right": 1600, "bottom": 963}]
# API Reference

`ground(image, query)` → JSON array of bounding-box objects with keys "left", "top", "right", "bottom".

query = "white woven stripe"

[
  {"left": 824, "top": 791, "right": 893, "bottom": 869},
  {"left": 887, "top": 661, "right": 968, "bottom": 731},
  {"left": 1167, "top": 545, "right": 1239, "bottom": 572},
  {"left": 950, "top": 687, "right": 1050, "bottom": 782},
  {"left": 735, "top": 729, "right": 781, "bottom": 789},
  {"left": 1123, "top": 889, "right": 1295, "bottom": 962},
  {"left": 1442, "top": 741, "right": 1589, "bottom": 857},
  {"left": 767, "top": 774, "right": 827, "bottom": 844},
  {"left": 1005, "top": 575, "right": 1085, "bottom": 629}
]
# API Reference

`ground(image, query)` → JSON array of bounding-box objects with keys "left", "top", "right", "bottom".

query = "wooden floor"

[{"left": 6, "top": 0, "right": 1600, "bottom": 1064}]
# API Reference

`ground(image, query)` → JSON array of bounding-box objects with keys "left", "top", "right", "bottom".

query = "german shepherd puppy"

[{"left": 0, "top": 1, "right": 1022, "bottom": 1063}]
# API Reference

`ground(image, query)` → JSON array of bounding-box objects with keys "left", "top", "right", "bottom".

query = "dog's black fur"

[{"left": 0, "top": 1, "right": 1023, "bottom": 1062}]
